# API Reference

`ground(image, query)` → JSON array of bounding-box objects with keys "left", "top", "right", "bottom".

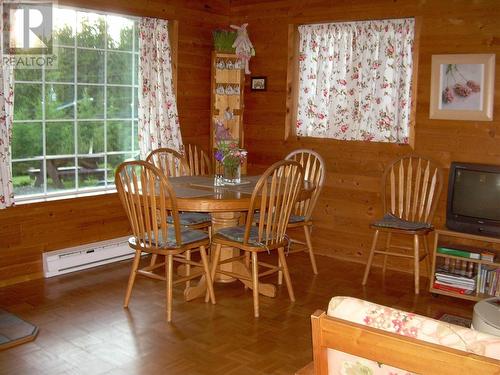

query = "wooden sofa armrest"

[{"left": 311, "top": 310, "right": 500, "bottom": 375}]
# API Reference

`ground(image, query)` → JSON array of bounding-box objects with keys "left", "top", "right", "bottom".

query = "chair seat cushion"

[
  {"left": 166, "top": 212, "right": 211, "bottom": 226},
  {"left": 372, "top": 213, "right": 431, "bottom": 231},
  {"left": 131, "top": 227, "right": 208, "bottom": 249},
  {"left": 217, "top": 225, "right": 272, "bottom": 246},
  {"left": 253, "top": 212, "right": 305, "bottom": 224}
]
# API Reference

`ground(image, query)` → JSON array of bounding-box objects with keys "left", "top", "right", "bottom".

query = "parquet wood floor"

[{"left": 0, "top": 253, "right": 474, "bottom": 375}]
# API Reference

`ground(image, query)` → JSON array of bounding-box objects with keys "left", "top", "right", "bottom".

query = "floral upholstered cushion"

[
  {"left": 253, "top": 212, "right": 305, "bottom": 224},
  {"left": 166, "top": 212, "right": 211, "bottom": 226},
  {"left": 131, "top": 227, "right": 208, "bottom": 249},
  {"left": 325, "top": 297, "right": 500, "bottom": 375}
]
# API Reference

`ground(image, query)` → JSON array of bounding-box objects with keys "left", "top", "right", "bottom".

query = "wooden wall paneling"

[
  {"left": 3, "top": 0, "right": 500, "bottom": 286},
  {"left": 231, "top": 0, "right": 500, "bottom": 274},
  {"left": 0, "top": 0, "right": 230, "bottom": 286}
]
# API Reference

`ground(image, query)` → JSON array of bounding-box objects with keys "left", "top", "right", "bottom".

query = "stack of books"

[
  {"left": 434, "top": 268, "right": 476, "bottom": 295},
  {"left": 477, "top": 266, "right": 500, "bottom": 296},
  {"left": 481, "top": 251, "right": 496, "bottom": 263}
]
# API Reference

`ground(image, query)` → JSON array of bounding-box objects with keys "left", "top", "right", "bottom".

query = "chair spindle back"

[
  {"left": 245, "top": 160, "right": 304, "bottom": 247},
  {"left": 382, "top": 155, "right": 443, "bottom": 224},
  {"left": 185, "top": 144, "right": 212, "bottom": 176},
  {"left": 115, "top": 161, "right": 182, "bottom": 249},
  {"left": 146, "top": 148, "right": 190, "bottom": 177},
  {"left": 286, "top": 149, "right": 325, "bottom": 220}
]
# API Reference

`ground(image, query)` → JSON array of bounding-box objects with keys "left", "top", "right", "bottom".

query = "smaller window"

[{"left": 291, "top": 18, "right": 416, "bottom": 144}]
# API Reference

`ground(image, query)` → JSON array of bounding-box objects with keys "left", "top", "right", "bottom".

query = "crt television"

[{"left": 447, "top": 161, "right": 500, "bottom": 238}]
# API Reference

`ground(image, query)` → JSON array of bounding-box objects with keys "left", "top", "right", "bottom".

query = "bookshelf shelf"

[
  {"left": 435, "top": 253, "right": 500, "bottom": 267},
  {"left": 430, "top": 229, "right": 500, "bottom": 301}
]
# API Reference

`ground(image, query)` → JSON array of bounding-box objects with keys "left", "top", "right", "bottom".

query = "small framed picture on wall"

[
  {"left": 251, "top": 76, "right": 267, "bottom": 91},
  {"left": 429, "top": 54, "right": 495, "bottom": 121}
]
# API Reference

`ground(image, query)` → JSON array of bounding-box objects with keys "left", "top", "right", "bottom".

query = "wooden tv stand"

[{"left": 430, "top": 229, "right": 500, "bottom": 301}]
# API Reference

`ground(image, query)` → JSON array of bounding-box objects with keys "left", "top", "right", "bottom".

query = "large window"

[
  {"left": 292, "top": 18, "right": 416, "bottom": 143},
  {"left": 11, "top": 7, "right": 139, "bottom": 201}
]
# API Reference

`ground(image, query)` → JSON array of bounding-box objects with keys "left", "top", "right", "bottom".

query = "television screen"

[{"left": 451, "top": 168, "right": 500, "bottom": 221}]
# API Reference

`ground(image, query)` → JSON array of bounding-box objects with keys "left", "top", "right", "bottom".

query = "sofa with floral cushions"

[{"left": 306, "top": 296, "right": 500, "bottom": 375}]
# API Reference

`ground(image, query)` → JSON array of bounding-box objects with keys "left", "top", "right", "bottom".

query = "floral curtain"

[
  {"left": 0, "top": 52, "right": 15, "bottom": 208},
  {"left": 138, "top": 18, "right": 182, "bottom": 158},
  {"left": 296, "top": 18, "right": 415, "bottom": 143}
]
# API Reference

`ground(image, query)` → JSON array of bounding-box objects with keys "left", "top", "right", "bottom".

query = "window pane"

[
  {"left": 107, "top": 121, "right": 132, "bottom": 152},
  {"left": 134, "top": 22, "right": 139, "bottom": 52},
  {"left": 46, "top": 47, "right": 74, "bottom": 82},
  {"left": 53, "top": 8, "right": 76, "bottom": 46},
  {"left": 107, "top": 51, "right": 132, "bottom": 84},
  {"left": 107, "top": 153, "right": 135, "bottom": 184},
  {"left": 133, "top": 54, "right": 139, "bottom": 85},
  {"left": 45, "top": 84, "right": 75, "bottom": 120},
  {"left": 133, "top": 87, "right": 138, "bottom": 116},
  {"left": 78, "top": 156, "right": 106, "bottom": 188},
  {"left": 77, "top": 85, "right": 104, "bottom": 119},
  {"left": 78, "top": 121, "right": 104, "bottom": 154},
  {"left": 133, "top": 120, "right": 138, "bottom": 152},
  {"left": 107, "top": 86, "right": 132, "bottom": 118},
  {"left": 15, "top": 68, "right": 42, "bottom": 82},
  {"left": 77, "top": 49, "right": 104, "bottom": 83},
  {"left": 77, "top": 12, "right": 105, "bottom": 49},
  {"left": 14, "top": 83, "right": 42, "bottom": 121},
  {"left": 12, "top": 123, "right": 43, "bottom": 159},
  {"left": 46, "top": 158, "right": 76, "bottom": 192},
  {"left": 46, "top": 122, "right": 75, "bottom": 156},
  {"left": 107, "top": 16, "right": 134, "bottom": 51},
  {"left": 12, "top": 7, "right": 139, "bottom": 200},
  {"left": 12, "top": 160, "right": 44, "bottom": 196}
]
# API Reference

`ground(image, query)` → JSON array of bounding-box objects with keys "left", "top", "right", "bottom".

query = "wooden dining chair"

[
  {"left": 284, "top": 149, "right": 326, "bottom": 275},
  {"left": 115, "top": 161, "right": 215, "bottom": 322},
  {"left": 362, "top": 155, "right": 443, "bottom": 294},
  {"left": 208, "top": 160, "right": 304, "bottom": 318},
  {"left": 146, "top": 148, "right": 211, "bottom": 231},
  {"left": 146, "top": 147, "right": 212, "bottom": 279},
  {"left": 184, "top": 144, "right": 212, "bottom": 176}
]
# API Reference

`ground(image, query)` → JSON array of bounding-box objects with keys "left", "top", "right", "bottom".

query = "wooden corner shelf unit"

[
  {"left": 430, "top": 229, "right": 500, "bottom": 301},
  {"left": 210, "top": 52, "right": 245, "bottom": 158}
]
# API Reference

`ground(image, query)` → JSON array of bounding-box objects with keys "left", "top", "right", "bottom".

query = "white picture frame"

[{"left": 429, "top": 54, "right": 495, "bottom": 121}]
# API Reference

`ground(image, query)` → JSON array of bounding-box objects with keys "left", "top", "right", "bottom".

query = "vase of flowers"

[{"left": 215, "top": 141, "right": 247, "bottom": 184}]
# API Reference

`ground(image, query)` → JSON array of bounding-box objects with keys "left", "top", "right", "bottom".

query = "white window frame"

[{"left": 11, "top": 6, "right": 140, "bottom": 203}]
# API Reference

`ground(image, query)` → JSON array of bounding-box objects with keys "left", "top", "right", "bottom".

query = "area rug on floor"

[
  {"left": 438, "top": 313, "right": 472, "bottom": 328},
  {"left": 0, "top": 309, "right": 38, "bottom": 350}
]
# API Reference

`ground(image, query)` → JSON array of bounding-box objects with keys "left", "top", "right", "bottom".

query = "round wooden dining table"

[{"left": 165, "top": 174, "right": 315, "bottom": 301}]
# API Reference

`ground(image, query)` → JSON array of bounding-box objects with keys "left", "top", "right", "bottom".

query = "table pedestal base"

[
  {"left": 211, "top": 211, "right": 241, "bottom": 282},
  {"left": 184, "top": 261, "right": 277, "bottom": 301},
  {"left": 183, "top": 211, "right": 278, "bottom": 301}
]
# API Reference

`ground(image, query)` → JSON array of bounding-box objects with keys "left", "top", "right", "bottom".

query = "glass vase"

[{"left": 223, "top": 163, "right": 241, "bottom": 184}]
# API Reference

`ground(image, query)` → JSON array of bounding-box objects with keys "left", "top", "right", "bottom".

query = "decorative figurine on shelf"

[
  {"left": 225, "top": 85, "right": 234, "bottom": 95},
  {"left": 230, "top": 23, "right": 255, "bottom": 75},
  {"left": 216, "top": 59, "right": 225, "bottom": 70},
  {"left": 216, "top": 84, "right": 225, "bottom": 95},
  {"left": 224, "top": 107, "right": 234, "bottom": 120},
  {"left": 214, "top": 119, "right": 233, "bottom": 142}
]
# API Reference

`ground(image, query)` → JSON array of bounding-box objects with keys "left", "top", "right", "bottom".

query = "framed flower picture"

[{"left": 429, "top": 54, "right": 495, "bottom": 121}]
